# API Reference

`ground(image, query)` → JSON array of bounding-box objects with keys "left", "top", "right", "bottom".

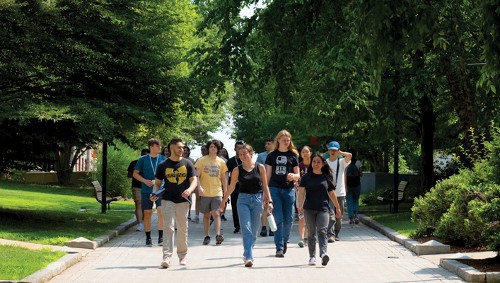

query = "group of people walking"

[{"left": 127, "top": 129, "right": 363, "bottom": 269}]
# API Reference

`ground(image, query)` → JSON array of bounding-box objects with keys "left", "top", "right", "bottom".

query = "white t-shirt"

[{"left": 326, "top": 157, "right": 350, "bottom": 197}]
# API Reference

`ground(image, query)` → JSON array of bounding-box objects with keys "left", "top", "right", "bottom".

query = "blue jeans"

[
  {"left": 237, "top": 193, "right": 263, "bottom": 261},
  {"left": 346, "top": 185, "right": 361, "bottom": 219},
  {"left": 270, "top": 187, "right": 295, "bottom": 250}
]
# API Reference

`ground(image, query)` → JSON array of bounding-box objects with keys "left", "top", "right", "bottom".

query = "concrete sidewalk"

[{"left": 46, "top": 209, "right": 464, "bottom": 283}]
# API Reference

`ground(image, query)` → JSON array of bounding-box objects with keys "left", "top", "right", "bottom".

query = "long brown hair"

[{"left": 272, "top": 130, "right": 298, "bottom": 156}]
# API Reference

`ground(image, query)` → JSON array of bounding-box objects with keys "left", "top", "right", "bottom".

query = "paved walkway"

[{"left": 45, "top": 208, "right": 464, "bottom": 283}]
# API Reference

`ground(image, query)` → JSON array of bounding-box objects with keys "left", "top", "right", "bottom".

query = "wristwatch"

[{"left": 268, "top": 201, "right": 273, "bottom": 204}]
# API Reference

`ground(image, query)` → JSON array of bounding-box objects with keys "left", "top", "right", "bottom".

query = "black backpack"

[{"left": 346, "top": 161, "right": 360, "bottom": 187}]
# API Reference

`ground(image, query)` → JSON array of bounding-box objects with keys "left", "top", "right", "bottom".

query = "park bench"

[
  {"left": 376, "top": 181, "right": 408, "bottom": 212},
  {"left": 91, "top": 180, "right": 122, "bottom": 210}
]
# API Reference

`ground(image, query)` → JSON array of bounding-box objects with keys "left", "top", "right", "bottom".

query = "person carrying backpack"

[{"left": 346, "top": 149, "right": 363, "bottom": 224}]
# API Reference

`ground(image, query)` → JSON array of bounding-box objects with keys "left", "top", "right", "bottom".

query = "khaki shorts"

[
  {"left": 200, "top": 196, "right": 222, "bottom": 213},
  {"left": 132, "top": 187, "right": 141, "bottom": 201}
]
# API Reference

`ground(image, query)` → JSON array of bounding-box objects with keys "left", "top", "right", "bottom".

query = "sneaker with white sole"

[
  {"left": 216, "top": 234, "right": 224, "bottom": 245},
  {"left": 136, "top": 223, "right": 144, "bottom": 232},
  {"left": 179, "top": 258, "right": 187, "bottom": 265},
  {"left": 308, "top": 257, "right": 316, "bottom": 265},
  {"left": 161, "top": 258, "right": 170, "bottom": 268},
  {"left": 298, "top": 240, "right": 304, "bottom": 248},
  {"left": 245, "top": 259, "right": 253, "bottom": 267}
]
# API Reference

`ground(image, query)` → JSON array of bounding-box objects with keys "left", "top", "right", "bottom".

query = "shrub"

[
  {"left": 412, "top": 126, "right": 500, "bottom": 252},
  {"left": 92, "top": 141, "right": 138, "bottom": 198}
]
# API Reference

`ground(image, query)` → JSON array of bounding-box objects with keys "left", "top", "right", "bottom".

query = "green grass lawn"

[
  {"left": 359, "top": 201, "right": 417, "bottom": 237},
  {"left": 0, "top": 180, "right": 135, "bottom": 245},
  {"left": 0, "top": 245, "right": 66, "bottom": 280}
]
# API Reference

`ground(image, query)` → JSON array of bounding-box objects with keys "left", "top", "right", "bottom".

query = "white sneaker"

[
  {"left": 161, "top": 258, "right": 170, "bottom": 269},
  {"left": 245, "top": 259, "right": 253, "bottom": 267},
  {"left": 179, "top": 258, "right": 187, "bottom": 266},
  {"left": 308, "top": 257, "right": 316, "bottom": 265},
  {"left": 136, "top": 223, "right": 144, "bottom": 232}
]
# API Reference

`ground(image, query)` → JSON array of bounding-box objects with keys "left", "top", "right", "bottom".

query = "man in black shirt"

[{"left": 226, "top": 141, "right": 244, "bottom": 233}]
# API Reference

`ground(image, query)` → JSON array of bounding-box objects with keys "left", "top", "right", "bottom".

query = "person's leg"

[
  {"left": 194, "top": 190, "right": 201, "bottom": 222},
  {"left": 175, "top": 201, "right": 190, "bottom": 260},
  {"left": 304, "top": 209, "right": 317, "bottom": 258},
  {"left": 334, "top": 196, "right": 346, "bottom": 238},
  {"left": 250, "top": 194, "right": 263, "bottom": 249},
  {"left": 231, "top": 189, "right": 240, "bottom": 232},
  {"left": 141, "top": 192, "right": 154, "bottom": 245},
  {"left": 260, "top": 202, "right": 268, "bottom": 236},
  {"left": 346, "top": 188, "right": 354, "bottom": 221},
  {"left": 327, "top": 201, "right": 336, "bottom": 241},
  {"left": 352, "top": 185, "right": 361, "bottom": 217},
  {"left": 237, "top": 194, "right": 252, "bottom": 260},
  {"left": 282, "top": 188, "right": 296, "bottom": 245},
  {"left": 133, "top": 188, "right": 143, "bottom": 225},
  {"left": 161, "top": 200, "right": 175, "bottom": 262},
  {"left": 200, "top": 197, "right": 211, "bottom": 239},
  {"left": 211, "top": 197, "right": 222, "bottom": 236},
  {"left": 317, "top": 211, "right": 329, "bottom": 257},
  {"left": 156, "top": 198, "right": 164, "bottom": 231},
  {"left": 298, "top": 216, "right": 306, "bottom": 246},
  {"left": 270, "top": 187, "right": 284, "bottom": 250}
]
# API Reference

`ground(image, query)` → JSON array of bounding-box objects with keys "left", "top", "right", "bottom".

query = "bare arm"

[
  {"left": 266, "top": 164, "right": 272, "bottom": 185},
  {"left": 328, "top": 189, "right": 342, "bottom": 217},
  {"left": 220, "top": 168, "right": 238, "bottom": 211},
  {"left": 297, "top": 186, "right": 306, "bottom": 214},
  {"left": 220, "top": 169, "right": 228, "bottom": 198},
  {"left": 259, "top": 164, "right": 273, "bottom": 213},
  {"left": 133, "top": 170, "right": 154, "bottom": 187},
  {"left": 181, "top": 176, "right": 198, "bottom": 199},
  {"left": 339, "top": 150, "right": 352, "bottom": 164}
]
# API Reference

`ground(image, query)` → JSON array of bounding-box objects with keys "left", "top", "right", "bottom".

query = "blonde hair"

[{"left": 273, "top": 130, "right": 299, "bottom": 156}]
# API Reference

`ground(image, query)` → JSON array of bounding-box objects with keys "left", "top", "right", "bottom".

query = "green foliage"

[
  {"left": 0, "top": 245, "right": 66, "bottom": 280},
  {"left": 412, "top": 127, "right": 500, "bottom": 251},
  {"left": 0, "top": 0, "right": 227, "bottom": 183},
  {"left": 92, "top": 141, "right": 138, "bottom": 198}
]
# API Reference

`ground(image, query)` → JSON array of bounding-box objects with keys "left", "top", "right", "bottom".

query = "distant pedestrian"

[
  {"left": 346, "top": 149, "right": 363, "bottom": 224},
  {"left": 256, "top": 138, "right": 274, "bottom": 237},
  {"left": 127, "top": 148, "right": 149, "bottom": 232},
  {"left": 133, "top": 138, "right": 166, "bottom": 246},
  {"left": 221, "top": 144, "right": 273, "bottom": 267},
  {"left": 296, "top": 145, "right": 311, "bottom": 248},
  {"left": 151, "top": 138, "right": 197, "bottom": 268},
  {"left": 297, "top": 153, "right": 341, "bottom": 266},
  {"left": 226, "top": 141, "right": 245, "bottom": 233},
  {"left": 195, "top": 139, "right": 228, "bottom": 245},
  {"left": 265, "top": 130, "right": 300, "bottom": 257},
  {"left": 325, "top": 141, "right": 352, "bottom": 242}
]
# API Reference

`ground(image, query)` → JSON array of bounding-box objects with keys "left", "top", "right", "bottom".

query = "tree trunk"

[
  {"left": 54, "top": 142, "right": 82, "bottom": 185},
  {"left": 419, "top": 94, "right": 436, "bottom": 193}
]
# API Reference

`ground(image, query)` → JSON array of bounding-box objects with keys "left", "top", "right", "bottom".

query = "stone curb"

[
  {"left": 4, "top": 218, "right": 137, "bottom": 283},
  {"left": 359, "top": 214, "right": 499, "bottom": 283}
]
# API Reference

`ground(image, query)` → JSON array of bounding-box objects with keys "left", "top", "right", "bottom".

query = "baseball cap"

[{"left": 327, "top": 141, "right": 340, "bottom": 150}]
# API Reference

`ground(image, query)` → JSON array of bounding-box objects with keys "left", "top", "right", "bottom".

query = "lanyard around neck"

[{"left": 149, "top": 155, "right": 159, "bottom": 175}]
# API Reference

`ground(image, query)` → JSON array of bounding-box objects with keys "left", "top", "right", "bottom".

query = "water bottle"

[{"left": 267, "top": 209, "right": 277, "bottom": 232}]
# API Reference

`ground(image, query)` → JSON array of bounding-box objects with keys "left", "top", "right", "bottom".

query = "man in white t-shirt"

[{"left": 325, "top": 141, "right": 351, "bottom": 242}]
